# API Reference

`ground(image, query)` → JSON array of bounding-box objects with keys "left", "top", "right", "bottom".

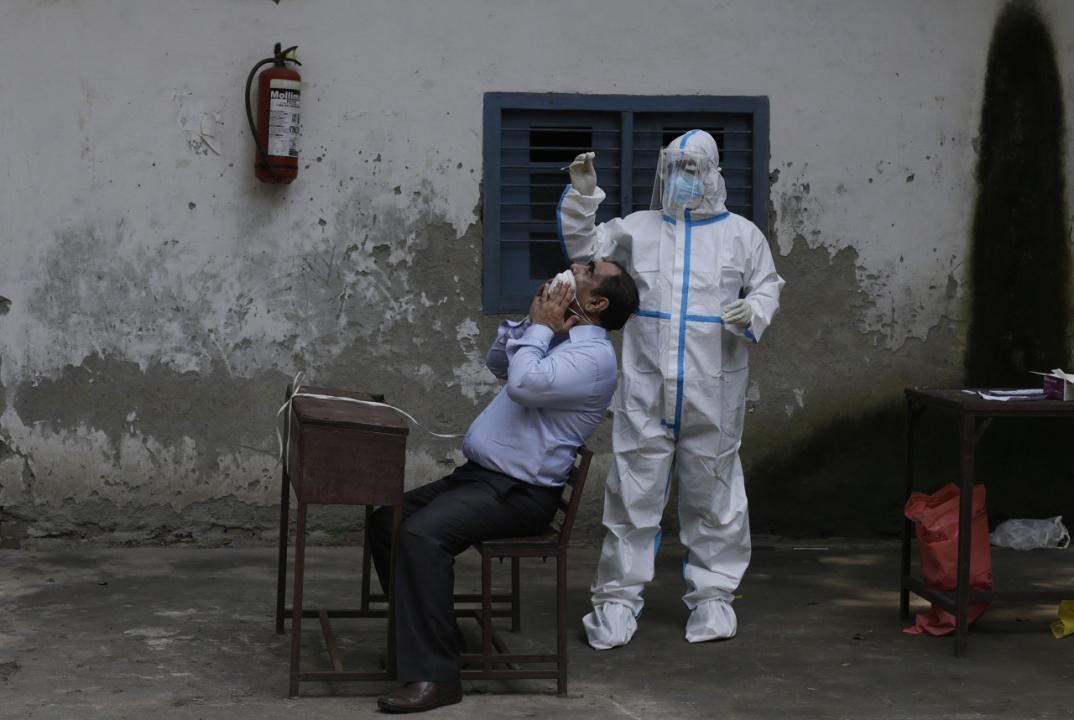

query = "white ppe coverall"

[{"left": 558, "top": 130, "right": 784, "bottom": 647}]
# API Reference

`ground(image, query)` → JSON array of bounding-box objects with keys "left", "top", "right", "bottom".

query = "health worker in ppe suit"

[{"left": 558, "top": 129, "right": 784, "bottom": 647}]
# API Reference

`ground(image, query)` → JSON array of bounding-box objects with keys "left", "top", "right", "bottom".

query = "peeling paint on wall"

[
  {"left": 174, "top": 91, "right": 223, "bottom": 157},
  {"left": 449, "top": 318, "right": 499, "bottom": 404},
  {"left": 770, "top": 161, "right": 966, "bottom": 352},
  {"left": 0, "top": 187, "right": 487, "bottom": 388}
]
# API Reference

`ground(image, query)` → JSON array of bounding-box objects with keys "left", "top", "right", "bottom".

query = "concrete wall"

[{"left": 1, "top": 0, "right": 1072, "bottom": 544}]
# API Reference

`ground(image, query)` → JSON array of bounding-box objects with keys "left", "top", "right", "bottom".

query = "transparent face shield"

[{"left": 650, "top": 147, "right": 714, "bottom": 214}]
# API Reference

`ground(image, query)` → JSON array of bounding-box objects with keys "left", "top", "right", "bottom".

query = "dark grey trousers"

[{"left": 368, "top": 461, "right": 561, "bottom": 681}]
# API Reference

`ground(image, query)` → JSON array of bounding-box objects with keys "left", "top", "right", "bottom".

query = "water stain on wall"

[
  {"left": 13, "top": 358, "right": 285, "bottom": 470},
  {"left": 1, "top": 186, "right": 500, "bottom": 543}
]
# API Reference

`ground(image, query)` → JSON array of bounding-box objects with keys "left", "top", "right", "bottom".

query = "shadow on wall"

[
  {"left": 749, "top": 403, "right": 912, "bottom": 538},
  {"left": 739, "top": 235, "right": 963, "bottom": 538},
  {"left": 965, "top": 0, "right": 1070, "bottom": 385},
  {"left": 747, "top": 402, "right": 1074, "bottom": 539},
  {"left": 961, "top": 0, "right": 1074, "bottom": 528}
]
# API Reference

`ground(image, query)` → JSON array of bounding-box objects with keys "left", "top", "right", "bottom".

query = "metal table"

[{"left": 901, "top": 387, "right": 1074, "bottom": 656}]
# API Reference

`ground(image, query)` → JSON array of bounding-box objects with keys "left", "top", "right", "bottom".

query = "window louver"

[{"left": 484, "top": 94, "right": 768, "bottom": 313}]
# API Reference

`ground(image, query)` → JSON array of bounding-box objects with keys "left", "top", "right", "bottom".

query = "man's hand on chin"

[{"left": 529, "top": 280, "right": 580, "bottom": 336}]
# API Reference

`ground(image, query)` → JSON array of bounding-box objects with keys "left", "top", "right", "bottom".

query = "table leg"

[
  {"left": 955, "top": 415, "right": 975, "bottom": 657},
  {"left": 289, "top": 501, "right": 308, "bottom": 697},
  {"left": 900, "top": 397, "right": 919, "bottom": 620},
  {"left": 275, "top": 467, "right": 291, "bottom": 635},
  {"left": 276, "top": 383, "right": 293, "bottom": 635}
]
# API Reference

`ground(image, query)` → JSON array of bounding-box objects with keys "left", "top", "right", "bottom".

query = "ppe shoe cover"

[
  {"left": 583, "top": 602, "right": 637, "bottom": 650},
  {"left": 685, "top": 598, "right": 737, "bottom": 642}
]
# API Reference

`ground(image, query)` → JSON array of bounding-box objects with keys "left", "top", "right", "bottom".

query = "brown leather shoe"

[{"left": 377, "top": 681, "right": 462, "bottom": 713}]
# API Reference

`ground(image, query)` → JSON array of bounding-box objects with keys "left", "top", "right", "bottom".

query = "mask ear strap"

[{"left": 570, "top": 299, "right": 594, "bottom": 326}]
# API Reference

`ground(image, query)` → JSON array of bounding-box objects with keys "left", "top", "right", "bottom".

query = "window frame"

[{"left": 482, "top": 92, "right": 770, "bottom": 314}]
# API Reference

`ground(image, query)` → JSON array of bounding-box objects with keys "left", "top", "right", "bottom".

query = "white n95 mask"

[{"left": 548, "top": 269, "right": 576, "bottom": 300}]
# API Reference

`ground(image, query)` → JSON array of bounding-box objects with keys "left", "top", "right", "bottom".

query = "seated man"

[{"left": 369, "top": 260, "right": 639, "bottom": 713}]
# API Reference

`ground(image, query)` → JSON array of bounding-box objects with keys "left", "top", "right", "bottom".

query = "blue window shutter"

[
  {"left": 490, "top": 108, "right": 620, "bottom": 311},
  {"left": 483, "top": 94, "right": 768, "bottom": 313}
]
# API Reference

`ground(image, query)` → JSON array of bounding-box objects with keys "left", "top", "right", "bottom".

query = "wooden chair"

[{"left": 457, "top": 447, "right": 593, "bottom": 695}]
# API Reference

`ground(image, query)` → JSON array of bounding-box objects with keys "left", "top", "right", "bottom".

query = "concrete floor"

[{"left": 1, "top": 538, "right": 1073, "bottom": 720}]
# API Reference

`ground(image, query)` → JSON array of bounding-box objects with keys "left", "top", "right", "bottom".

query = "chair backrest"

[{"left": 552, "top": 446, "right": 594, "bottom": 550}]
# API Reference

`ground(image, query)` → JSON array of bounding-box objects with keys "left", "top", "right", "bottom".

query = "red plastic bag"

[{"left": 903, "top": 483, "right": 992, "bottom": 636}]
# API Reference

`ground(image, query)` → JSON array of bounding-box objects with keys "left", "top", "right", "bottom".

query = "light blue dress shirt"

[{"left": 462, "top": 319, "right": 617, "bottom": 488}]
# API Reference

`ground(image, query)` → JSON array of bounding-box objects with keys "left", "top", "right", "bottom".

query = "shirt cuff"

[
  {"left": 498, "top": 317, "right": 530, "bottom": 336},
  {"left": 522, "top": 323, "right": 555, "bottom": 347}
]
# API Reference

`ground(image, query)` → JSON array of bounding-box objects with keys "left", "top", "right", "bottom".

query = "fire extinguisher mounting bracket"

[{"left": 276, "top": 43, "right": 302, "bottom": 67}]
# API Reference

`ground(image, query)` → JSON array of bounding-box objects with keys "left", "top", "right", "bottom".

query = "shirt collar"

[{"left": 567, "top": 324, "right": 609, "bottom": 343}]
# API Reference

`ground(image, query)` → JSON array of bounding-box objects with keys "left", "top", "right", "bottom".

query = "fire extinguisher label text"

[{"left": 267, "top": 79, "right": 301, "bottom": 158}]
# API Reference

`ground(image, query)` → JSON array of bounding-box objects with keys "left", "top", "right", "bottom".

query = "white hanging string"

[{"left": 274, "top": 372, "right": 463, "bottom": 465}]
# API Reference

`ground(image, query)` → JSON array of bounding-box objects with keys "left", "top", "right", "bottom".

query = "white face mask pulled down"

[{"left": 548, "top": 270, "right": 594, "bottom": 326}]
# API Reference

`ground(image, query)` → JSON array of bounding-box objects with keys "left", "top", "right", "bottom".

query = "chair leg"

[
  {"left": 289, "top": 502, "right": 308, "bottom": 698},
  {"left": 482, "top": 551, "right": 493, "bottom": 672},
  {"left": 275, "top": 468, "right": 291, "bottom": 635},
  {"left": 361, "top": 506, "right": 373, "bottom": 612},
  {"left": 511, "top": 556, "right": 521, "bottom": 632},
  {"left": 556, "top": 552, "right": 567, "bottom": 696},
  {"left": 387, "top": 504, "right": 402, "bottom": 679}
]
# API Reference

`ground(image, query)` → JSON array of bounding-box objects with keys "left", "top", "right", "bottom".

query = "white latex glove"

[
  {"left": 569, "top": 152, "right": 597, "bottom": 196},
  {"left": 722, "top": 299, "right": 753, "bottom": 326}
]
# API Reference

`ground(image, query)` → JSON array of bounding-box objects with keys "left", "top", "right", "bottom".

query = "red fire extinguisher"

[{"left": 245, "top": 43, "right": 302, "bottom": 184}]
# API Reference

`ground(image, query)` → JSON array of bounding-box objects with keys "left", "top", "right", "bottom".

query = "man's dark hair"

[{"left": 595, "top": 261, "right": 640, "bottom": 331}]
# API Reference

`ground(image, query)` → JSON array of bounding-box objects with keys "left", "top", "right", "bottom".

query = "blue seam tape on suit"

[
  {"left": 673, "top": 209, "right": 693, "bottom": 442},
  {"left": 668, "top": 210, "right": 738, "bottom": 438},
  {"left": 690, "top": 211, "right": 729, "bottom": 227},
  {"left": 652, "top": 462, "right": 675, "bottom": 559},
  {"left": 679, "top": 129, "right": 700, "bottom": 148}
]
